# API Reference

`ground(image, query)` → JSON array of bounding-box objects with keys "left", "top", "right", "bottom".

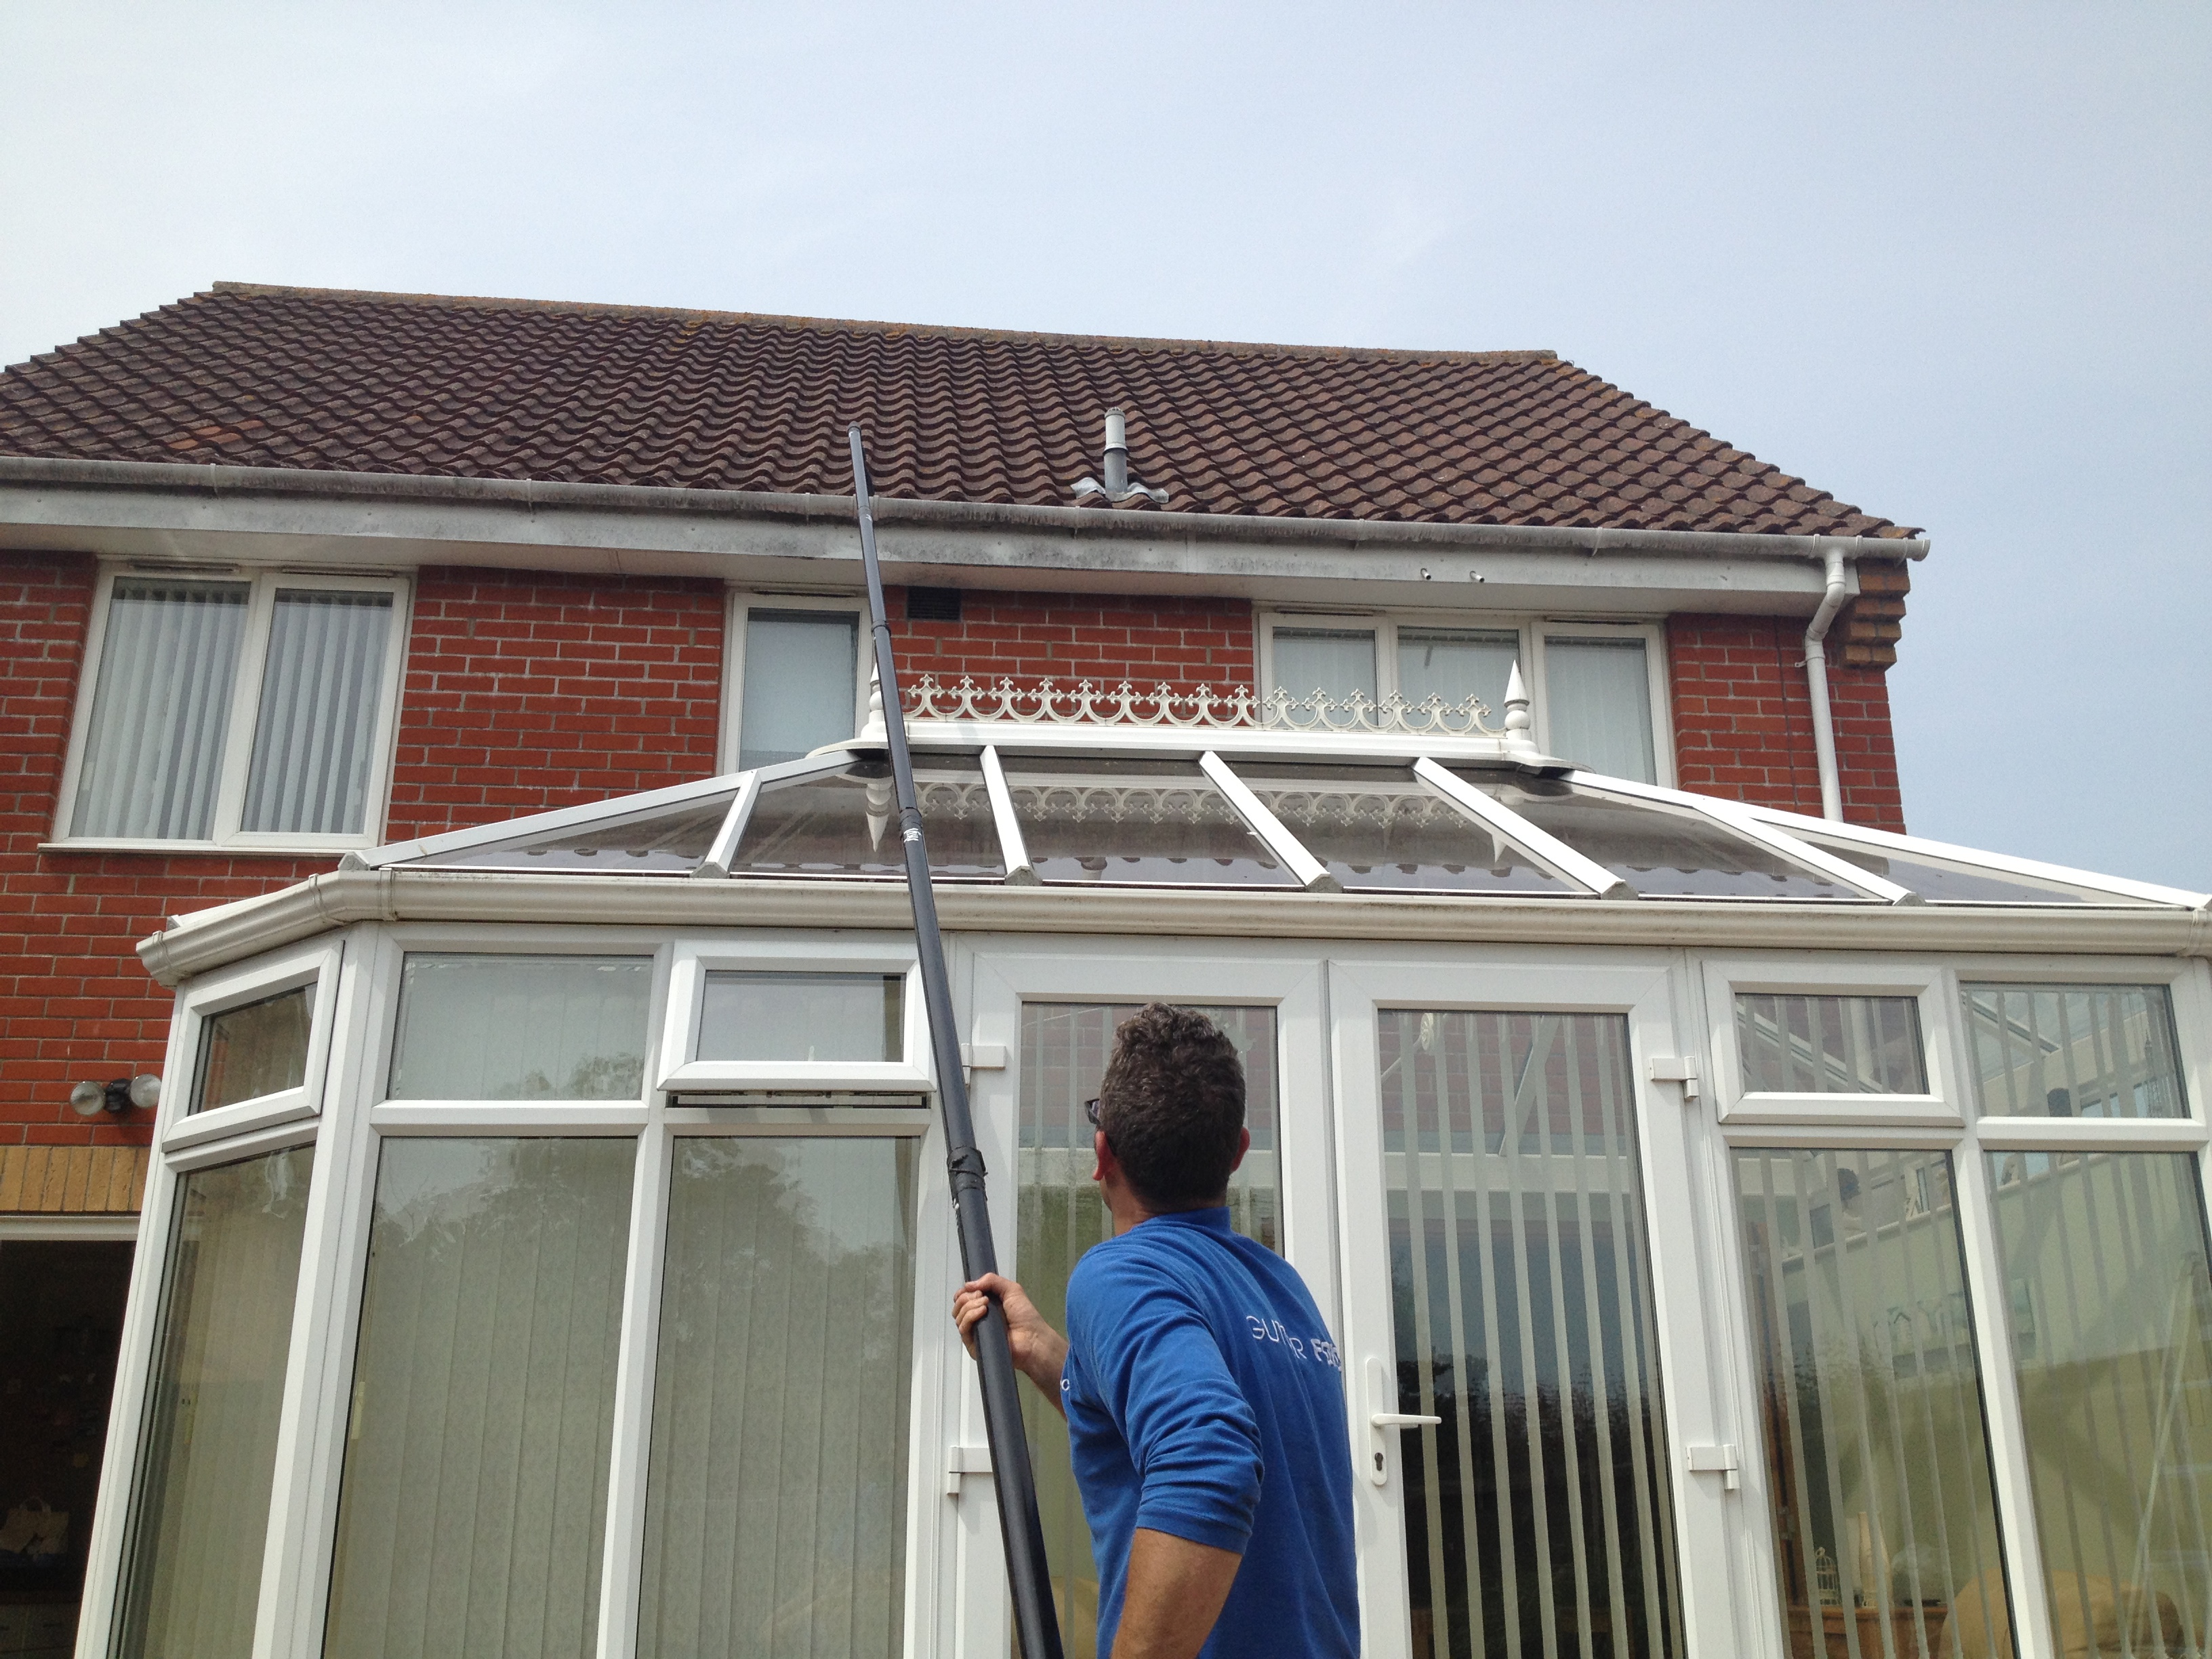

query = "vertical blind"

[
  {"left": 1734, "top": 1147, "right": 2011, "bottom": 1659},
  {"left": 1397, "top": 629, "right": 1521, "bottom": 716},
  {"left": 115, "top": 1145, "right": 314, "bottom": 1659},
  {"left": 636, "top": 1138, "right": 918, "bottom": 1659},
  {"left": 323, "top": 1138, "right": 634, "bottom": 1659},
  {"left": 1271, "top": 629, "right": 1379, "bottom": 704},
  {"left": 1378, "top": 1008, "right": 1683, "bottom": 1659},
  {"left": 1543, "top": 638, "right": 1655, "bottom": 783},
  {"left": 192, "top": 984, "right": 312, "bottom": 1113},
  {"left": 73, "top": 579, "right": 249, "bottom": 839},
  {"left": 241, "top": 589, "right": 394, "bottom": 835},
  {"left": 1017, "top": 1002, "right": 1280, "bottom": 1658},
  {"left": 385, "top": 956, "right": 653, "bottom": 1101},
  {"left": 1987, "top": 1149, "right": 2212, "bottom": 1656},
  {"left": 739, "top": 611, "right": 859, "bottom": 767}
]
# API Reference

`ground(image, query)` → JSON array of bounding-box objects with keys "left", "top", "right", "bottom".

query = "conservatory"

[{"left": 85, "top": 688, "right": 2212, "bottom": 1659}]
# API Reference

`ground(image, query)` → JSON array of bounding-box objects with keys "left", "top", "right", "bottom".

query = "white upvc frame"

[
  {"left": 718, "top": 589, "right": 871, "bottom": 773},
  {"left": 656, "top": 933, "right": 933, "bottom": 1092},
  {"left": 0, "top": 1212, "right": 138, "bottom": 1241},
  {"left": 1326, "top": 948, "right": 1749, "bottom": 1658},
  {"left": 1702, "top": 956, "right": 1961, "bottom": 1128},
  {"left": 52, "top": 565, "right": 412, "bottom": 853},
  {"left": 162, "top": 935, "right": 346, "bottom": 1153},
  {"left": 1255, "top": 609, "right": 1677, "bottom": 784}
]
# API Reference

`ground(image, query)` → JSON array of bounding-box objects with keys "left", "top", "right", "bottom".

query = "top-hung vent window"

[{"left": 62, "top": 572, "right": 407, "bottom": 845}]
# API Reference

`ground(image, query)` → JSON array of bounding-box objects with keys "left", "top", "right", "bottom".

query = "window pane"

[
  {"left": 1800, "top": 835, "right": 2112, "bottom": 906},
  {"left": 1017, "top": 1003, "right": 1279, "bottom": 1655},
  {"left": 387, "top": 955, "right": 652, "bottom": 1101},
  {"left": 1271, "top": 628, "right": 1378, "bottom": 703},
  {"left": 410, "top": 791, "right": 739, "bottom": 873},
  {"left": 1734, "top": 1149, "right": 2013, "bottom": 1658},
  {"left": 698, "top": 972, "right": 904, "bottom": 1063},
  {"left": 1544, "top": 637, "right": 1656, "bottom": 783},
  {"left": 115, "top": 1145, "right": 314, "bottom": 1659},
  {"left": 1002, "top": 758, "right": 1294, "bottom": 887},
  {"left": 1986, "top": 1151, "right": 2212, "bottom": 1655},
  {"left": 740, "top": 611, "right": 859, "bottom": 767},
  {"left": 241, "top": 589, "right": 394, "bottom": 835},
  {"left": 637, "top": 1138, "right": 916, "bottom": 1659},
  {"left": 324, "top": 1138, "right": 634, "bottom": 1659},
  {"left": 1378, "top": 1010, "right": 1683, "bottom": 1657},
  {"left": 1736, "top": 994, "right": 1929, "bottom": 1094},
  {"left": 731, "top": 758, "right": 1004, "bottom": 880},
  {"left": 1231, "top": 762, "right": 1574, "bottom": 894},
  {"left": 193, "top": 985, "right": 312, "bottom": 1112},
  {"left": 1963, "top": 983, "right": 2188, "bottom": 1118},
  {"left": 73, "top": 579, "right": 249, "bottom": 839},
  {"left": 1396, "top": 627, "right": 1519, "bottom": 714}
]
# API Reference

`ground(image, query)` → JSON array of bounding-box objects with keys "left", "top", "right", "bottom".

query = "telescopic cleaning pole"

[{"left": 848, "top": 427, "right": 1065, "bottom": 1659}]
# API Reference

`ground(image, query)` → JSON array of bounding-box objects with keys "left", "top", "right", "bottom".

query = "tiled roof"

[{"left": 0, "top": 283, "right": 1917, "bottom": 537}]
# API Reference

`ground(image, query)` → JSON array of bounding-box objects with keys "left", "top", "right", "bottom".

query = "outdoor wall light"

[{"left": 69, "top": 1074, "right": 160, "bottom": 1118}]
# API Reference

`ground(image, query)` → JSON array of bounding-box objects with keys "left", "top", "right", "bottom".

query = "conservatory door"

[
  {"left": 950, "top": 945, "right": 1334, "bottom": 1659},
  {"left": 1329, "top": 956, "right": 1746, "bottom": 1659}
]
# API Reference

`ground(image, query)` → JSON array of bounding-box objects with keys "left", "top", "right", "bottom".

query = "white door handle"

[
  {"left": 1370, "top": 1412, "right": 1443, "bottom": 1429},
  {"left": 1363, "top": 1357, "right": 1443, "bottom": 1487}
]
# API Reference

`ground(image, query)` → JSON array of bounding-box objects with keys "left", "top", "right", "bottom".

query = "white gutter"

[{"left": 1803, "top": 546, "right": 1851, "bottom": 820}]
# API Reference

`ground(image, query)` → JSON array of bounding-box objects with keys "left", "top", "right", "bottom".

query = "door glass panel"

[
  {"left": 193, "top": 985, "right": 312, "bottom": 1111},
  {"left": 1378, "top": 1009, "right": 1683, "bottom": 1658},
  {"left": 323, "top": 1138, "right": 634, "bottom": 1659},
  {"left": 637, "top": 1137, "right": 917, "bottom": 1659},
  {"left": 1734, "top": 1148, "right": 2013, "bottom": 1658},
  {"left": 1963, "top": 984, "right": 2188, "bottom": 1119},
  {"left": 386, "top": 954, "right": 653, "bottom": 1101},
  {"left": 1986, "top": 1149, "right": 2212, "bottom": 1656},
  {"left": 115, "top": 1145, "right": 314, "bottom": 1659},
  {"left": 1736, "top": 994, "right": 1929, "bottom": 1096},
  {"left": 1017, "top": 1003, "right": 1279, "bottom": 1656}
]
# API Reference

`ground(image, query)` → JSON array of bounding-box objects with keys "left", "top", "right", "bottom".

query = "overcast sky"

[{"left": 5, "top": 3, "right": 2206, "bottom": 886}]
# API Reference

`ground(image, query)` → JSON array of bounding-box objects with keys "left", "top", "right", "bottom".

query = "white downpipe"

[{"left": 1804, "top": 547, "right": 1851, "bottom": 821}]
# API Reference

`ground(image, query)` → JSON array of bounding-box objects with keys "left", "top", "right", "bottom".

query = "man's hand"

[
  {"left": 1111, "top": 1528, "right": 1243, "bottom": 1659},
  {"left": 952, "top": 1273, "right": 1070, "bottom": 1412}
]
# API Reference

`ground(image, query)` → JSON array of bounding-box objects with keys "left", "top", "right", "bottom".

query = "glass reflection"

[
  {"left": 1736, "top": 994, "right": 1929, "bottom": 1096},
  {"left": 699, "top": 972, "right": 905, "bottom": 1064},
  {"left": 1963, "top": 984, "right": 2188, "bottom": 1120},
  {"left": 1003, "top": 759, "right": 1292, "bottom": 886},
  {"left": 387, "top": 955, "right": 652, "bottom": 1101},
  {"left": 193, "top": 985, "right": 312, "bottom": 1111},
  {"left": 1799, "top": 835, "right": 2118, "bottom": 906},
  {"left": 411, "top": 792, "right": 737, "bottom": 872},
  {"left": 1232, "top": 764, "right": 1572, "bottom": 893},
  {"left": 731, "top": 759, "right": 1004, "bottom": 880},
  {"left": 1987, "top": 1150, "right": 2212, "bottom": 1656},
  {"left": 1734, "top": 1148, "right": 2013, "bottom": 1658}
]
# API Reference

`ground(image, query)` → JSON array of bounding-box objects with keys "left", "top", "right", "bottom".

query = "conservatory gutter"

[{"left": 136, "top": 866, "right": 2212, "bottom": 987}]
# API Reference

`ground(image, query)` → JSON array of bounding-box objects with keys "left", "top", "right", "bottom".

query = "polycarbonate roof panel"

[
  {"left": 731, "top": 758, "right": 1004, "bottom": 880},
  {"left": 409, "top": 791, "right": 737, "bottom": 873},
  {"left": 1231, "top": 763, "right": 1574, "bottom": 893},
  {"left": 1793, "top": 832, "right": 2128, "bottom": 905},
  {"left": 1002, "top": 758, "right": 1295, "bottom": 886},
  {"left": 1456, "top": 771, "right": 1867, "bottom": 900}
]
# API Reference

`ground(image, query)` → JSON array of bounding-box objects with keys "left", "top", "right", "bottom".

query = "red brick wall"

[
  {"left": 386, "top": 567, "right": 726, "bottom": 840},
  {"left": 1667, "top": 613, "right": 1904, "bottom": 831},
  {"left": 886, "top": 588, "right": 1255, "bottom": 691}
]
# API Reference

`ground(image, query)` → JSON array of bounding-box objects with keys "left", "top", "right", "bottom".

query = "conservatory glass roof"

[{"left": 354, "top": 737, "right": 2207, "bottom": 912}]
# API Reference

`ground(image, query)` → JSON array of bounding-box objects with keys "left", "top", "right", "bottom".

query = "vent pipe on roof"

[
  {"left": 1804, "top": 547, "right": 1851, "bottom": 821},
  {"left": 1072, "top": 408, "right": 1169, "bottom": 506}
]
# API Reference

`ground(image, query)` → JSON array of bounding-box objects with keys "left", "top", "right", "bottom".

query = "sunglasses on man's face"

[{"left": 1083, "top": 1097, "right": 1104, "bottom": 1129}]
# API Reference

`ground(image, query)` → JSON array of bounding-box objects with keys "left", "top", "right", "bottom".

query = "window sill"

[{"left": 40, "top": 838, "right": 370, "bottom": 858}]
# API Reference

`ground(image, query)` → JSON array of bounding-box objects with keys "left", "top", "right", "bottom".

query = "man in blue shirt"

[{"left": 954, "top": 1004, "right": 1358, "bottom": 1659}]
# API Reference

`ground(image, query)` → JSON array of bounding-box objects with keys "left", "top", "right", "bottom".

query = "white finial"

[
  {"left": 1502, "top": 661, "right": 1536, "bottom": 755},
  {"left": 859, "top": 662, "right": 888, "bottom": 743}
]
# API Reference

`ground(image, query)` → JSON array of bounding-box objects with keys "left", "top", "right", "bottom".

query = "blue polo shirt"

[{"left": 1061, "top": 1208, "right": 1358, "bottom": 1658}]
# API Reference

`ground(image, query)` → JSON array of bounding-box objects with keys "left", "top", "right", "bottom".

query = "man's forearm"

[
  {"left": 1112, "top": 1528, "right": 1242, "bottom": 1659},
  {"left": 1017, "top": 1327, "right": 1070, "bottom": 1416}
]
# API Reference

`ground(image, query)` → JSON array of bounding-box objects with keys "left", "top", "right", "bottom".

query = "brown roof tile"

[{"left": 0, "top": 283, "right": 1917, "bottom": 536}]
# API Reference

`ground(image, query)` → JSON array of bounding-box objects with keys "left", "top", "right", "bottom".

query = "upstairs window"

[
  {"left": 60, "top": 571, "right": 407, "bottom": 846},
  {"left": 724, "top": 596, "right": 865, "bottom": 769},
  {"left": 1260, "top": 614, "right": 1669, "bottom": 783}
]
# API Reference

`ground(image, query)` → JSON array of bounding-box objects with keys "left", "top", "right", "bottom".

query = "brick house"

[{"left": 16, "top": 285, "right": 2200, "bottom": 1659}]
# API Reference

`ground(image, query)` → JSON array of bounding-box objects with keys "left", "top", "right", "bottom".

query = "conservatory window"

[
  {"left": 1000, "top": 757, "right": 1294, "bottom": 886},
  {"left": 323, "top": 1138, "right": 634, "bottom": 1659},
  {"left": 115, "top": 1145, "right": 315, "bottom": 1659},
  {"left": 1734, "top": 994, "right": 1929, "bottom": 1096},
  {"left": 697, "top": 971, "right": 905, "bottom": 1064},
  {"left": 1962, "top": 983, "right": 2188, "bottom": 1118},
  {"left": 386, "top": 955, "right": 653, "bottom": 1101},
  {"left": 192, "top": 985, "right": 312, "bottom": 1113},
  {"left": 62, "top": 571, "right": 405, "bottom": 845},
  {"left": 729, "top": 757, "right": 1003, "bottom": 880},
  {"left": 727, "top": 599, "right": 865, "bottom": 769},
  {"left": 1233, "top": 763, "right": 1576, "bottom": 894}
]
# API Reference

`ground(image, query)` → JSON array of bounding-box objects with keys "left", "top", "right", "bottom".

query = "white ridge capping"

[
  {"left": 979, "top": 746, "right": 1038, "bottom": 886},
  {"left": 1563, "top": 770, "right": 1919, "bottom": 905},
  {"left": 1410, "top": 756, "right": 1632, "bottom": 901},
  {"left": 1198, "top": 751, "right": 1341, "bottom": 893},
  {"left": 1740, "top": 800, "right": 2212, "bottom": 910}
]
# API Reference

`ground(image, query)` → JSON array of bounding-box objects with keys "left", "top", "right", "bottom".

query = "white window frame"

[
  {"left": 1255, "top": 609, "right": 1676, "bottom": 784},
  {"left": 52, "top": 565, "right": 411, "bottom": 853},
  {"left": 1702, "top": 956, "right": 1961, "bottom": 1129},
  {"left": 718, "top": 590, "right": 871, "bottom": 773},
  {"left": 163, "top": 935, "right": 347, "bottom": 1155}
]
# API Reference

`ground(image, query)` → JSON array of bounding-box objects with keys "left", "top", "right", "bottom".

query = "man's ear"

[
  {"left": 1227, "top": 1126, "right": 1252, "bottom": 1173},
  {"left": 1092, "top": 1128, "right": 1116, "bottom": 1184}
]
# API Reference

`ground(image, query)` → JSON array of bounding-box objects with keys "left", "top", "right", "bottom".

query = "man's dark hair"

[{"left": 1097, "top": 1004, "right": 1246, "bottom": 1210}]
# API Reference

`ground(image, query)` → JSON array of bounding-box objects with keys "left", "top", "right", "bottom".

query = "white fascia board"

[
  {"left": 136, "top": 867, "right": 2212, "bottom": 989},
  {"left": 0, "top": 463, "right": 1910, "bottom": 615},
  {"left": 1741, "top": 801, "right": 2211, "bottom": 909}
]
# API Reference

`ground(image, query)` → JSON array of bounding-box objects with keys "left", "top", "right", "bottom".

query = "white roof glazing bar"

[
  {"left": 1200, "top": 752, "right": 1340, "bottom": 893},
  {"left": 1411, "top": 757, "right": 1632, "bottom": 900},
  {"left": 690, "top": 771, "right": 762, "bottom": 880},
  {"left": 979, "top": 746, "right": 1038, "bottom": 886},
  {"left": 1564, "top": 771, "right": 1918, "bottom": 905}
]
